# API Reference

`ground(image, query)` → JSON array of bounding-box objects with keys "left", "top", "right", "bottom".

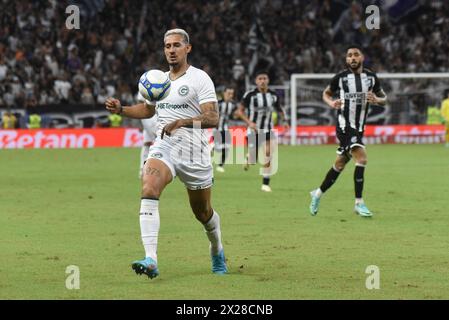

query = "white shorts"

[
  {"left": 141, "top": 117, "right": 157, "bottom": 143},
  {"left": 147, "top": 137, "right": 213, "bottom": 190}
]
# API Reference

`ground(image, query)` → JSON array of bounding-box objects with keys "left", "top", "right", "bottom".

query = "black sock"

[
  {"left": 220, "top": 147, "right": 226, "bottom": 166},
  {"left": 319, "top": 166, "right": 341, "bottom": 193},
  {"left": 263, "top": 177, "right": 270, "bottom": 186},
  {"left": 354, "top": 165, "right": 365, "bottom": 198}
]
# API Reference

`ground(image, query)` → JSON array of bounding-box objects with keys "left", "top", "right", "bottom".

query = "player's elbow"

[{"left": 144, "top": 103, "right": 156, "bottom": 118}]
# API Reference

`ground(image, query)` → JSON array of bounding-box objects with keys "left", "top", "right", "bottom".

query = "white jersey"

[
  {"left": 154, "top": 66, "right": 217, "bottom": 145},
  {"left": 137, "top": 69, "right": 217, "bottom": 189}
]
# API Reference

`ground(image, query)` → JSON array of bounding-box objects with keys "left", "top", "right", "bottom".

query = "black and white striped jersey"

[
  {"left": 329, "top": 68, "right": 383, "bottom": 133},
  {"left": 217, "top": 99, "right": 237, "bottom": 130},
  {"left": 241, "top": 88, "right": 281, "bottom": 131}
]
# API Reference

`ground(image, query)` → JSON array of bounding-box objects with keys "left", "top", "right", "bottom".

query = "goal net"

[{"left": 288, "top": 73, "right": 449, "bottom": 145}]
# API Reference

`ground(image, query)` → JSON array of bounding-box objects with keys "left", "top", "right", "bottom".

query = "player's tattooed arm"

[
  {"left": 367, "top": 89, "right": 387, "bottom": 106},
  {"left": 186, "top": 102, "right": 219, "bottom": 128},
  {"left": 323, "top": 86, "right": 342, "bottom": 109},
  {"left": 105, "top": 98, "right": 156, "bottom": 118},
  {"left": 161, "top": 102, "right": 219, "bottom": 138}
]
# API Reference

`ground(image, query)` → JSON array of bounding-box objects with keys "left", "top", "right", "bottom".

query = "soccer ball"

[{"left": 138, "top": 69, "right": 171, "bottom": 101}]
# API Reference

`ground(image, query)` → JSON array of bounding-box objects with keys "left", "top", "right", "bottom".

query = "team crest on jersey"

[
  {"left": 365, "top": 78, "right": 373, "bottom": 88},
  {"left": 178, "top": 85, "right": 189, "bottom": 96}
]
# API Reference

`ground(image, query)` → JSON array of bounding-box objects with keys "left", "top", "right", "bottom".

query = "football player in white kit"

[{"left": 105, "top": 29, "right": 227, "bottom": 279}]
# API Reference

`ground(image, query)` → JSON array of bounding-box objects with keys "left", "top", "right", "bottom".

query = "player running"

[
  {"left": 309, "top": 45, "right": 387, "bottom": 217},
  {"left": 237, "top": 71, "right": 287, "bottom": 192},
  {"left": 213, "top": 86, "right": 238, "bottom": 173}
]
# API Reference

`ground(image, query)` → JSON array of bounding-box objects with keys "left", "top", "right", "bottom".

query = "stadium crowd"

[{"left": 0, "top": 0, "right": 448, "bottom": 111}]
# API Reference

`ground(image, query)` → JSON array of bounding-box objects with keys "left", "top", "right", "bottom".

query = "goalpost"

[{"left": 289, "top": 73, "right": 449, "bottom": 145}]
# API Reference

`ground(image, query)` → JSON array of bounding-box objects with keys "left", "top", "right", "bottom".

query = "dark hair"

[
  {"left": 346, "top": 44, "right": 363, "bottom": 54},
  {"left": 254, "top": 70, "right": 269, "bottom": 79},
  {"left": 445, "top": 89, "right": 449, "bottom": 97},
  {"left": 223, "top": 85, "right": 235, "bottom": 91}
]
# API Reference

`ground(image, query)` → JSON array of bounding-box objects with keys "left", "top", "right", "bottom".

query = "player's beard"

[{"left": 347, "top": 61, "right": 361, "bottom": 71}]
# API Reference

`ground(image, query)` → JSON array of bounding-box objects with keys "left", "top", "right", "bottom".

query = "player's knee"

[
  {"left": 141, "top": 182, "right": 161, "bottom": 199},
  {"left": 191, "top": 203, "right": 212, "bottom": 223},
  {"left": 356, "top": 158, "right": 368, "bottom": 166},
  {"left": 334, "top": 161, "right": 346, "bottom": 172}
]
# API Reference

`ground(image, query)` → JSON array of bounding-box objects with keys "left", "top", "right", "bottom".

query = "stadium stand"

[{"left": 0, "top": 0, "right": 448, "bottom": 127}]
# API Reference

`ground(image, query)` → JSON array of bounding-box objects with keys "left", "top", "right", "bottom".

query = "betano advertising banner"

[
  {"left": 0, "top": 125, "right": 445, "bottom": 149},
  {"left": 0, "top": 128, "right": 143, "bottom": 149}
]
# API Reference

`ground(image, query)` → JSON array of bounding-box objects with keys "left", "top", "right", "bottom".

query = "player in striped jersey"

[
  {"left": 309, "top": 45, "right": 387, "bottom": 217},
  {"left": 237, "top": 71, "right": 287, "bottom": 192},
  {"left": 213, "top": 86, "right": 238, "bottom": 173}
]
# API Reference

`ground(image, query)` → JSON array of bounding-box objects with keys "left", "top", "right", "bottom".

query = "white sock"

[
  {"left": 139, "top": 199, "right": 160, "bottom": 261},
  {"left": 355, "top": 198, "right": 364, "bottom": 205},
  {"left": 203, "top": 211, "right": 223, "bottom": 256},
  {"left": 314, "top": 188, "right": 323, "bottom": 198}
]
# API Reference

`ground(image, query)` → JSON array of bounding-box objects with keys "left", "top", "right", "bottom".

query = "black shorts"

[
  {"left": 247, "top": 130, "right": 272, "bottom": 149},
  {"left": 336, "top": 128, "right": 365, "bottom": 157}
]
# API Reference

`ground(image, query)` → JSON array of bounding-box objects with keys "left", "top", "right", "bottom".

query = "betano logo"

[{"left": 0, "top": 130, "right": 94, "bottom": 148}]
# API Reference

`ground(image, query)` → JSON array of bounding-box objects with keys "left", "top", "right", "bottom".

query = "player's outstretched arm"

[{"left": 105, "top": 98, "right": 155, "bottom": 119}]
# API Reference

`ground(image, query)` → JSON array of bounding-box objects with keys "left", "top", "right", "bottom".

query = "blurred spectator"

[
  {"left": 0, "top": 57, "right": 7, "bottom": 81},
  {"left": 441, "top": 89, "right": 449, "bottom": 147},
  {"left": 108, "top": 113, "right": 122, "bottom": 127},
  {"left": 81, "top": 87, "right": 95, "bottom": 105},
  {"left": 54, "top": 72, "right": 72, "bottom": 102},
  {"left": 232, "top": 59, "right": 245, "bottom": 81},
  {"left": 1, "top": 110, "right": 17, "bottom": 129},
  {"left": 27, "top": 113, "right": 42, "bottom": 129}
]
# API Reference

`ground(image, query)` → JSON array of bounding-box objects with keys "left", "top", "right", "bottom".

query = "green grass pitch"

[{"left": 1, "top": 144, "right": 448, "bottom": 299}]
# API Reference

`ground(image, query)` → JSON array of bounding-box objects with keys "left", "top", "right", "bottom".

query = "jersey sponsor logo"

[
  {"left": 157, "top": 102, "right": 189, "bottom": 110},
  {"left": 351, "top": 136, "right": 358, "bottom": 143},
  {"left": 150, "top": 152, "right": 163, "bottom": 159},
  {"left": 178, "top": 85, "right": 189, "bottom": 96},
  {"left": 344, "top": 92, "right": 366, "bottom": 103},
  {"left": 344, "top": 92, "right": 366, "bottom": 99}
]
